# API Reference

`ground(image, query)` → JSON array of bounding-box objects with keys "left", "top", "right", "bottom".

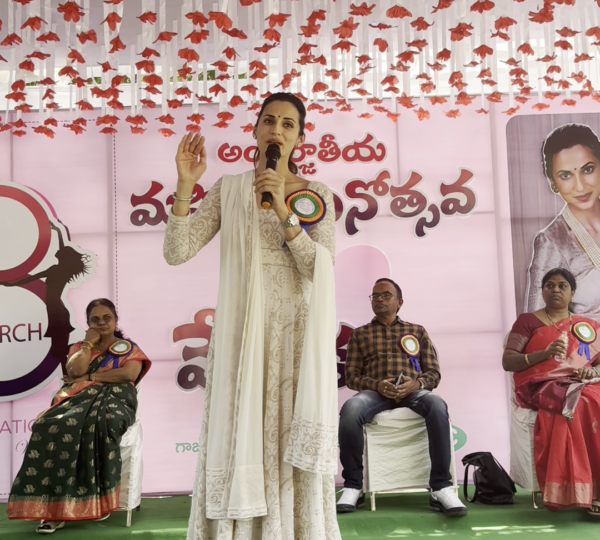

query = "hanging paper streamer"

[
  {"left": 400, "top": 334, "right": 421, "bottom": 372},
  {"left": 571, "top": 322, "right": 597, "bottom": 361},
  {"left": 2, "top": 0, "right": 600, "bottom": 132}
]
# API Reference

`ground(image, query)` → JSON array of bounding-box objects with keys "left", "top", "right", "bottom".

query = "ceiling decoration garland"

[{"left": 1, "top": 0, "right": 600, "bottom": 137}]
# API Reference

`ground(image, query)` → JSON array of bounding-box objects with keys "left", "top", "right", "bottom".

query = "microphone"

[{"left": 261, "top": 143, "right": 281, "bottom": 209}]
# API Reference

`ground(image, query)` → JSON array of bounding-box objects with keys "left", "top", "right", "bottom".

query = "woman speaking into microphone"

[{"left": 163, "top": 93, "right": 340, "bottom": 540}]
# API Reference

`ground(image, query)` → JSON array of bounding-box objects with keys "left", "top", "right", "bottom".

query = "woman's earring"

[{"left": 550, "top": 182, "right": 560, "bottom": 194}]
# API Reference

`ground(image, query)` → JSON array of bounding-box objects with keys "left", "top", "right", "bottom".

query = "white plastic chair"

[
  {"left": 509, "top": 376, "right": 541, "bottom": 508},
  {"left": 363, "top": 406, "right": 458, "bottom": 511},
  {"left": 503, "top": 331, "right": 540, "bottom": 509},
  {"left": 117, "top": 382, "right": 144, "bottom": 526}
]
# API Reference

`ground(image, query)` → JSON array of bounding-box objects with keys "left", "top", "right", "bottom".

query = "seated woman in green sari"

[{"left": 6, "top": 298, "right": 151, "bottom": 534}]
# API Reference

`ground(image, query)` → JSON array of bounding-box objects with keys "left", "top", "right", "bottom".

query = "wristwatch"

[
  {"left": 417, "top": 379, "right": 425, "bottom": 390},
  {"left": 281, "top": 212, "right": 300, "bottom": 229}
]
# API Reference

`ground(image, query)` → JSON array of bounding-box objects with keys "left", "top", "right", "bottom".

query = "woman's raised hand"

[
  {"left": 176, "top": 134, "right": 207, "bottom": 193},
  {"left": 84, "top": 328, "right": 101, "bottom": 345}
]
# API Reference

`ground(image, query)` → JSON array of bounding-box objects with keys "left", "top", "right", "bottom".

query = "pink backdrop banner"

[{"left": 5, "top": 98, "right": 599, "bottom": 498}]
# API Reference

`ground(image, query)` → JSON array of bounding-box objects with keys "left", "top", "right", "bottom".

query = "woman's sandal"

[
  {"left": 94, "top": 513, "right": 111, "bottom": 521},
  {"left": 587, "top": 501, "right": 600, "bottom": 517},
  {"left": 36, "top": 521, "right": 65, "bottom": 534}
]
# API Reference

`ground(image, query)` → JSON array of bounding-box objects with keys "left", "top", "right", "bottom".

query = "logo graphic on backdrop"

[
  {"left": 172, "top": 308, "right": 354, "bottom": 391},
  {"left": 129, "top": 131, "right": 477, "bottom": 238},
  {"left": 0, "top": 182, "right": 96, "bottom": 402}
]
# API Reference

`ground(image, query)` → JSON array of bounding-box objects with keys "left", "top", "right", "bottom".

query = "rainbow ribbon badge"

[
  {"left": 400, "top": 334, "right": 421, "bottom": 372},
  {"left": 285, "top": 189, "right": 326, "bottom": 230},
  {"left": 571, "top": 322, "right": 597, "bottom": 361},
  {"left": 101, "top": 340, "right": 133, "bottom": 369}
]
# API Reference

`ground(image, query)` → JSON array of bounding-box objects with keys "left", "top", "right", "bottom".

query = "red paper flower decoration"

[
  {"left": 414, "top": 107, "right": 430, "bottom": 121},
  {"left": 57, "top": 2, "right": 85, "bottom": 23},
  {"left": 386, "top": 6, "right": 412, "bottom": 18},
  {"left": 433, "top": 1, "right": 455, "bottom": 14},
  {"left": 450, "top": 22, "right": 474, "bottom": 41},
  {"left": 349, "top": 3, "right": 375, "bottom": 16},
  {"left": 138, "top": 12, "right": 157, "bottom": 24},
  {"left": 102, "top": 12, "right": 122, "bottom": 31},
  {"left": 334, "top": 17, "right": 360, "bottom": 39},
  {"left": 471, "top": 1, "right": 495, "bottom": 14},
  {"left": 208, "top": 12, "right": 233, "bottom": 31},
  {"left": 21, "top": 16, "right": 47, "bottom": 31}
]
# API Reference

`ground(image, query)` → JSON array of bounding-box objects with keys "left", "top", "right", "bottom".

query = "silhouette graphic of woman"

[{"left": 0, "top": 222, "right": 90, "bottom": 373}]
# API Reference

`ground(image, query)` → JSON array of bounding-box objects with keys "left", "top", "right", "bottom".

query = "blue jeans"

[{"left": 339, "top": 389, "right": 453, "bottom": 491}]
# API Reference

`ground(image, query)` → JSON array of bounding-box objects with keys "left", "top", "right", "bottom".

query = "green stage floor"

[{"left": 1, "top": 489, "right": 598, "bottom": 539}]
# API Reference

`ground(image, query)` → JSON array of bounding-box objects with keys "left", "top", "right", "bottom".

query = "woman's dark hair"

[
  {"left": 253, "top": 92, "right": 307, "bottom": 175},
  {"left": 86, "top": 298, "right": 126, "bottom": 339},
  {"left": 541, "top": 268, "right": 577, "bottom": 292},
  {"left": 375, "top": 278, "right": 403, "bottom": 299},
  {"left": 541, "top": 123, "right": 600, "bottom": 179}
]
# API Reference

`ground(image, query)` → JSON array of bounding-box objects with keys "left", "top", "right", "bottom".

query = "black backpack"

[{"left": 462, "top": 452, "right": 516, "bottom": 504}]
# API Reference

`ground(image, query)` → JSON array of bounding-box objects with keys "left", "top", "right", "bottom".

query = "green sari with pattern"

[{"left": 6, "top": 341, "right": 150, "bottom": 521}]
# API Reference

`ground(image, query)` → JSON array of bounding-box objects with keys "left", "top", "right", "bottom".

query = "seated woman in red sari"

[
  {"left": 503, "top": 268, "right": 600, "bottom": 514},
  {"left": 6, "top": 298, "right": 151, "bottom": 534}
]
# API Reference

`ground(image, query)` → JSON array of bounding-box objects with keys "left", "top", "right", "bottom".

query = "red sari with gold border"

[{"left": 507, "top": 313, "right": 600, "bottom": 509}]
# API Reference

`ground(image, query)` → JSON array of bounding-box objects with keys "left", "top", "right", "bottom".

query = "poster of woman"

[{"left": 507, "top": 114, "right": 600, "bottom": 321}]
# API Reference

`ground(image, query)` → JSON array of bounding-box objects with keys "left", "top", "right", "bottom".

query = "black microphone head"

[{"left": 265, "top": 143, "right": 281, "bottom": 160}]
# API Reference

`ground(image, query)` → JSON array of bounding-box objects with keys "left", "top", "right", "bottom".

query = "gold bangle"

[
  {"left": 81, "top": 341, "right": 94, "bottom": 350},
  {"left": 172, "top": 192, "right": 193, "bottom": 202},
  {"left": 524, "top": 353, "right": 531, "bottom": 366},
  {"left": 90, "top": 373, "right": 96, "bottom": 382}
]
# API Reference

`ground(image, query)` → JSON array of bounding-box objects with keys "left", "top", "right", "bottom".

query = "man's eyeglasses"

[{"left": 369, "top": 292, "right": 396, "bottom": 301}]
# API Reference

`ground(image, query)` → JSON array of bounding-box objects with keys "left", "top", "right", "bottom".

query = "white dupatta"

[{"left": 205, "top": 172, "right": 338, "bottom": 521}]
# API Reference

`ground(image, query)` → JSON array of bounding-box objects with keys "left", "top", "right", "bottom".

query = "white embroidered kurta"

[{"left": 163, "top": 173, "right": 341, "bottom": 540}]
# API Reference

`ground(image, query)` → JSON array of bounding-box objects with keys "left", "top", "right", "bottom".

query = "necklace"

[
  {"left": 544, "top": 308, "right": 572, "bottom": 331},
  {"left": 93, "top": 337, "right": 117, "bottom": 353}
]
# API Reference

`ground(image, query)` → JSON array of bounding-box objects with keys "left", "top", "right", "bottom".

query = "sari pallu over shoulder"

[{"left": 511, "top": 316, "right": 600, "bottom": 418}]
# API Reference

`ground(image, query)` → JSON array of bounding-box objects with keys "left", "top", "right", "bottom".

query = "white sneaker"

[
  {"left": 336, "top": 487, "right": 365, "bottom": 513},
  {"left": 430, "top": 486, "right": 468, "bottom": 517}
]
